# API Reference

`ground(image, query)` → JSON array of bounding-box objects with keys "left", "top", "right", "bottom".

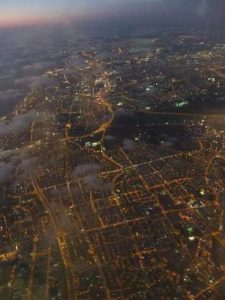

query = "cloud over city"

[{"left": 72, "top": 163, "right": 112, "bottom": 192}]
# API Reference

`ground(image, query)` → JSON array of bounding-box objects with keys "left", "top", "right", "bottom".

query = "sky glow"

[{"left": 0, "top": 0, "right": 224, "bottom": 28}]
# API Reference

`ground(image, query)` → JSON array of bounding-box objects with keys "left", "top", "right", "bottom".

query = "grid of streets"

[{"left": 0, "top": 31, "right": 225, "bottom": 299}]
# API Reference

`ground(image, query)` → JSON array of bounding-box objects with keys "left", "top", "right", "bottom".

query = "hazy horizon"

[{"left": 1, "top": 0, "right": 225, "bottom": 28}]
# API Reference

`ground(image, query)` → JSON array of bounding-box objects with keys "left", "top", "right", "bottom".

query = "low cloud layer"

[
  {"left": 72, "top": 163, "right": 112, "bottom": 192},
  {"left": 0, "top": 26, "right": 67, "bottom": 116},
  {"left": 0, "top": 148, "right": 40, "bottom": 185},
  {"left": 123, "top": 138, "right": 136, "bottom": 150},
  {"left": 0, "top": 89, "right": 23, "bottom": 116},
  {"left": 72, "top": 164, "right": 101, "bottom": 178},
  {"left": 15, "top": 75, "right": 57, "bottom": 90},
  {"left": 0, "top": 108, "right": 52, "bottom": 185},
  {"left": 0, "top": 110, "right": 51, "bottom": 137},
  {"left": 0, "top": 110, "right": 37, "bottom": 137}
]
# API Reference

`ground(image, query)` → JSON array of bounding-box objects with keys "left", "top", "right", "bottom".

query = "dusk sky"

[{"left": 1, "top": 0, "right": 225, "bottom": 28}]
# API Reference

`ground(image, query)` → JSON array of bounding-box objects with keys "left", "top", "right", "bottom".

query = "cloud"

[
  {"left": 18, "top": 155, "right": 39, "bottom": 177},
  {"left": 72, "top": 163, "right": 112, "bottom": 192},
  {"left": 160, "top": 136, "right": 178, "bottom": 148},
  {"left": 0, "top": 148, "right": 40, "bottom": 185},
  {"left": 72, "top": 163, "right": 101, "bottom": 178},
  {"left": 83, "top": 174, "right": 112, "bottom": 191},
  {"left": 196, "top": 0, "right": 209, "bottom": 17},
  {"left": 123, "top": 138, "right": 136, "bottom": 150},
  {"left": 0, "top": 110, "right": 51, "bottom": 137},
  {"left": 104, "top": 135, "right": 115, "bottom": 141},
  {"left": 0, "top": 89, "right": 24, "bottom": 116},
  {"left": 0, "top": 89, "right": 22, "bottom": 101},
  {"left": 0, "top": 27, "right": 63, "bottom": 115},
  {"left": 0, "top": 149, "right": 17, "bottom": 161},
  {"left": 15, "top": 75, "right": 57, "bottom": 90},
  {"left": 115, "top": 108, "right": 135, "bottom": 118},
  {"left": 0, "top": 110, "right": 38, "bottom": 137},
  {"left": 0, "top": 109, "right": 52, "bottom": 184},
  {"left": 22, "top": 61, "right": 52, "bottom": 73},
  {"left": 0, "top": 161, "right": 15, "bottom": 184},
  {"left": 48, "top": 199, "right": 73, "bottom": 232}
]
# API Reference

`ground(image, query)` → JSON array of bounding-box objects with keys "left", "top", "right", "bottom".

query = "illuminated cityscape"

[{"left": 0, "top": 1, "right": 225, "bottom": 299}]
